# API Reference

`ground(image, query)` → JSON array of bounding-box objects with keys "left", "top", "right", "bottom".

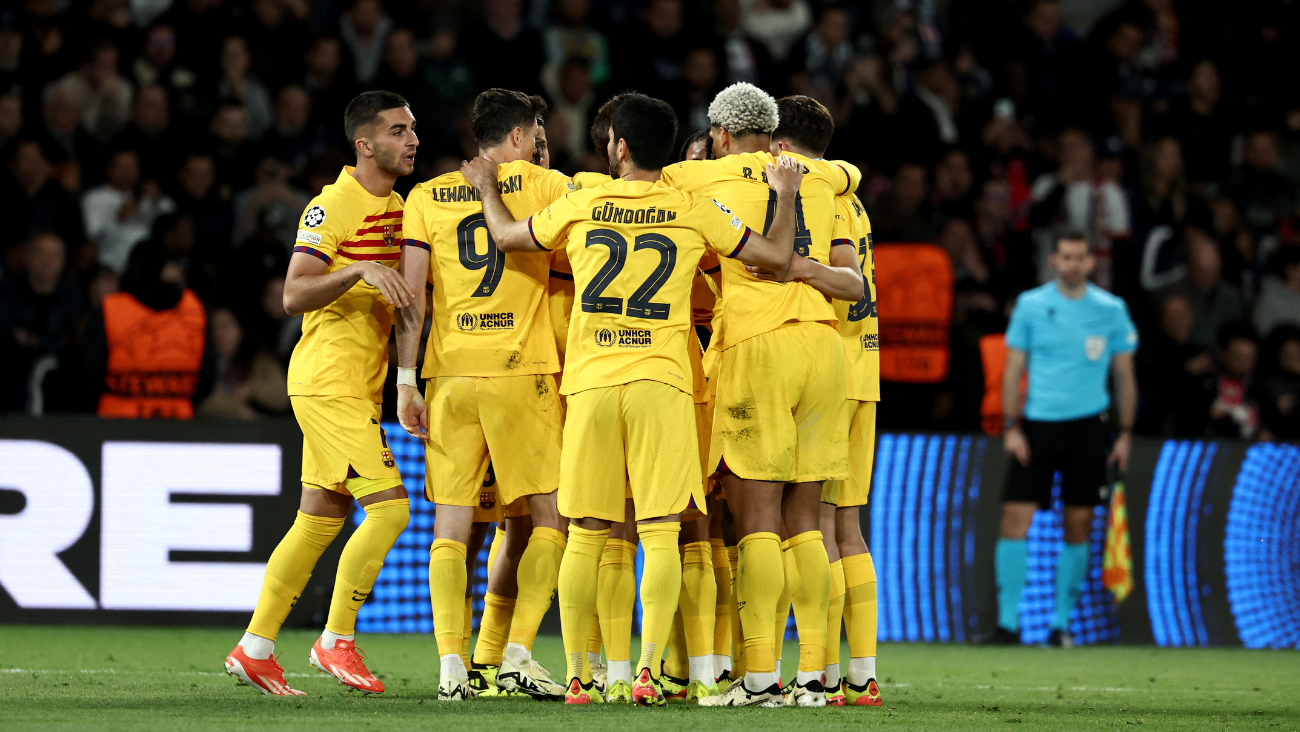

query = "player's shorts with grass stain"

[
  {"left": 822, "top": 399, "right": 877, "bottom": 507},
  {"left": 424, "top": 373, "right": 563, "bottom": 507},
  {"left": 292, "top": 395, "right": 403, "bottom": 500},
  {"left": 709, "top": 321, "right": 850, "bottom": 484},
  {"left": 559, "top": 380, "right": 706, "bottom": 522}
]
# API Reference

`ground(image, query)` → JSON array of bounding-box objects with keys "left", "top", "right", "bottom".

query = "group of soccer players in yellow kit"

[{"left": 223, "top": 78, "right": 882, "bottom": 710}]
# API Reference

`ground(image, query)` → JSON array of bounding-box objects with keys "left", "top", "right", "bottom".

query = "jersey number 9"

[{"left": 458, "top": 213, "right": 506, "bottom": 297}]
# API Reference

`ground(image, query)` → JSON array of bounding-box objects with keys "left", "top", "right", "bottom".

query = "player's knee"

[{"left": 999, "top": 503, "right": 1034, "bottom": 539}]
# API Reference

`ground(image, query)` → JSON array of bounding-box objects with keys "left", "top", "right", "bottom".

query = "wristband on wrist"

[
  {"left": 397, "top": 367, "right": 419, "bottom": 388},
  {"left": 1002, "top": 415, "right": 1019, "bottom": 430}
]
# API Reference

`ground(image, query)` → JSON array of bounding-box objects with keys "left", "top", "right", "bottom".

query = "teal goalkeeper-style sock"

[
  {"left": 995, "top": 538, "right": 1028, "bottom": 633},
  {"left": 1052, "top": 542, "right": 1090, "bottom": 631}
]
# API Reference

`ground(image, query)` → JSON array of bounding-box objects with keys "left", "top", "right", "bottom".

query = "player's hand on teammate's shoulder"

[
  {"left": 356, "top": 260, "right": 414, "bottom": 308},
  {"left": 461, "top": 156, "right": 499, "bottom": 193},
  {"left": 766, "top": 154, "right": 804, "bottom": 195}
]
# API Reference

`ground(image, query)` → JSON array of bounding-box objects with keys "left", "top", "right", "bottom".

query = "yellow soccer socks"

[
  {"left": 787, "top": 531, "right": 830, "bottom": 682},
  {"left": 774, "top": 541, "right": 793, "bottom": 679},
  {"left": 680, "top": 541, "right": 717, "bottom": 684},
  {"left": 727, "top": 545, "right": 746, "bottom": 677},
  {"left": 428, "top": 538, "right": 468, "bottom": 665},
  {"left": 559, "top": 525, "right": 607, "bottom": 684},
  {"left": 826, "top": 558, "right": 846, "bottom": 690},
  {"left": 598, "top": 538, "right": 637, "bottom": 687},
  {"left": 505, "top": 527, "right": 566, "bottom": 665},
  {"left": 461, "top": 596, "right": 474, "bottom": 670},
  {"left": 711, "top": 538, "right": 732, "bottom": 679},
  {"left": 473, "top": 592, "right": 515, "bottom": 666},
  {"left": 486, "top": 525, "right": 505, "bottom": 577},
  {"left": 245, "top": 511, "right": 344, "bottom": 652},
  {"left": 636, "top": 522, "right": 682, "bottom": 679},
  {"left": 842, "top": 551, "right": 879, "bottom": 686},
  {"left": 736, "top": 532, "right": 784, "bottom": 687},
  {"left": 327, "top": 498, "right": 410, "bottom": 639}
]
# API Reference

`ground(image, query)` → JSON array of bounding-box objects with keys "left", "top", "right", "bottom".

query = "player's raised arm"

[
  {"left": 745, "top": 198, "right": 865, "bottom": 301},
  {"left": 459, "top": 156, "right": 538, "bottom": 252},
  {"left": 725, "top": 154, "right": 803, "bottom": 271},
  {"left": 282, "top": 251, "right": 414, "bottom": 316}
]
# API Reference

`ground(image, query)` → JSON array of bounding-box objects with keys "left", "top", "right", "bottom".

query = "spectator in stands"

[
  {"left": 0, "top": 233, "right": 86, "bottom": 412},
  {"left": 0, "top": 13, "right": 21, "bottom": 96},
  {"left": 897, "top": 59, "right": 966, "bottom": 166},
  {"left": 791, "top": 3, "right": 855, "bottom": 103},
  {"left": 1151, "top": 60, "right": 1233, "bottom": 187},
  {"left": 542, "top": 0, "right": 610, "bottom": 91},
  {"left": 740, "top": 0, "right": 812, "bottom": 66},
  {"left": 1160, "top": 227, "right": 1243, "bottom": 353},
  {"left": 218, "top": 36, "right": 273, "bottom": 141},
  {"left": 111, "top": 85, "right": 176, "bottom": 185},
  {"left": 173, "top": 153, "right": 234, "bottom": 272},
  {"left": 1229, "top": 130, "right": 1295, "bottom": 240},
  {"left": 40, "top": 83, "right": 99, "bottom": 177},
  {"left": 934, "top": 148, "right": 975, "bottom": 221},
  {"left": 1208, "top": 321, "right": 1259, "bottom": 439},
  {"left": 83, "top": 148, "right": 175, "bottom": 274},
  {"left": 208, "top": 103, "right": 257, "bottom": 193},
  {"left": 1254, "top": 246, "right": 1300, "bottom": 338},
  {"left": 260, "top": 85, "right": 325, "bottom": 178},
  {"left": 301, "top": 35, "right": 357, "bottom": 132},
  {"left": 872, "top": 162, "right": 936, "bottom": 242},
  {"left": 463, "top": 0, "right": 545, "bottom": 95},
  {"left": 47, "top": 39, "right": 133, "bottom": 143},
  {"left": 196, "top": 306, "right": 290, "bottom": 418},
  {"left": 232, "top": 156, "right": 307, "bottom": 248},
  {"left": 339, "top": 0, "right": 392, "bottom": 85},
  {"left": 1030, "top": 128, "right": 1131, "bottom": 287},
  {"left": 1136, "top": 291, "right": 1214, "bottom": 436},
  {"left": 3, "top": 138, "right": 84, "bottom": 259},
  {"left": 544, "top": 58, "right": 595, "bottom": 171},
  {"left": 1256, "top": 325, "right": 1300, "bottom": 442},
  {"left": 374, "top": 28, "right": 433, "bottom": 118},
  {"left": 81, "top": 239, "right": 211, "bottom": 418},
  {"left": 131, "top": 23, "right": 198, "bottom": 115}
]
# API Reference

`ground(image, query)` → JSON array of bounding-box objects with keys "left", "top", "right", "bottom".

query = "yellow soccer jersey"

[
  {"left": 288, "top": 167, "right": 404, "bottom": 402},
  {"left": 834, "top": 194, "right": 880, "bottom": 401},
  {"left": 660, "top": 151, "right": 859, "bottom": 349},
  {"left": 573, "top": 171, "right": 613, "bottom": 190},
  {"left": 404, "top": 160, "right": 574, "bottom": 378},
  {"left": 527, "top": 178, "right": 751, "bottom": 396}
]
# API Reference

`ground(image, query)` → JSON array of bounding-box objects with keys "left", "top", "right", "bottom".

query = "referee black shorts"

[{"left": 1003, "top": 413, "right": 1110, "bottom": 508}]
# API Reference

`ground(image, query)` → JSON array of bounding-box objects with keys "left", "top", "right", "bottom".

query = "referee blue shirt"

[{"left": 1005, "top": 282, "right": 1138, "bottom": 422}]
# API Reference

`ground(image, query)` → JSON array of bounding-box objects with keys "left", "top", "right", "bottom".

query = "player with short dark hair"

[
  {"left": 461, "top": 91, "right": 807, "bottom": 707},
  {"left": 770, "top": 93, "right": 883, "bottom": 707},
  {"left": 395, "top": 87, "right": 576, "bottom": 701},
  {"left": 224, "top": 89, "right": 418, "bottom": 697},
  {"left": 980, "top": 230, "right": 1138, "bottom": 648}
]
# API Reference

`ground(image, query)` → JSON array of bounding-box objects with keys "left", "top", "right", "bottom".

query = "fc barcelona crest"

[
  {"left": 383, "top": 224, "right": 396, "bottom": 247},
  {"left": 479, "top": 491, "right": 496, "bottom": 510},
  {"left": 381, "top": 449, "right": 394, "bottom": 467}
]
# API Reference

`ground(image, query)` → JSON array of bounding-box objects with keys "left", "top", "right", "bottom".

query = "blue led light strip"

[
  {"left": 870, "top": 433, "right": 984, "bottom": 643},
  {"left": 1224, "top": 443, "right": 1300, "bottom": 649},
  {"left": 1144, "top": 440, "right": 1215, "bottom": 647}
]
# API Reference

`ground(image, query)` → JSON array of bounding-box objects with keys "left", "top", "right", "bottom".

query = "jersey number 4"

[
  {"left": 458, "top": 213, "right": 505, "bottom": 297},
  {"left": 581, "top": 228, "right": 676, "bottom": 320},
  {"left": 847, "top": 233, "right": 876, "bottom": 322}
]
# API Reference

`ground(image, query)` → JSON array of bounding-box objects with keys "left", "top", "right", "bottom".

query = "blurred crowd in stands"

[{"left": 2, "top": 0, "right": 1300, "bottom": 441}]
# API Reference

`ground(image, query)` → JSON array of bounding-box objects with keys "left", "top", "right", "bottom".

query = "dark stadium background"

[{"left": 0, "top": 0, "right": 1298, "bottom": 651}]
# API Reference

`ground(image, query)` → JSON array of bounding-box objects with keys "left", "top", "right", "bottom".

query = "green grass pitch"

[{"left": 2, "top": 626, "right": 1297, "bottom": 730}]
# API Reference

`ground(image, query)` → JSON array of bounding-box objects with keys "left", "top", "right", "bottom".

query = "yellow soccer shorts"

[
  {"left": 470, "top": 460, "right": 533, "bottom": 523},
  {"left": 560, "top": 380, "right": 706, "bottom": 523},
  {"left": 825, "top": 400, "right": 877, "bottom": 508},
  {"left": 709, "top": 321, "right": 850, "bottom": 483},
  {"left": 425, "top": 373, "right": 563, "bottom": 508},
  {"left": 291, "top": 395, "right": 403, "bottom": 501}
]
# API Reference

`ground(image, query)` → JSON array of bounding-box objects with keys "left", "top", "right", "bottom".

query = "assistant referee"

[{"left": 981, "top": 228, "right": 1138, "bottom": 648}]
